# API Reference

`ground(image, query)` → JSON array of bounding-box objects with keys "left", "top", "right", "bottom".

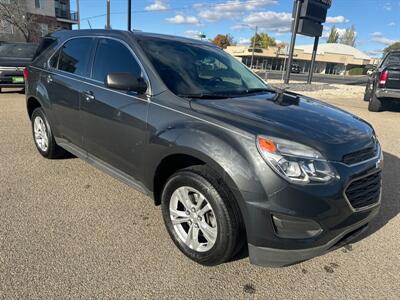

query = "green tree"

[
  {"left": 250, "top": 32, "right": 276, "bottom": 49},
  {"left": 212, "top": 34, "right": 235, "bottom": 49},
  {"left": 327, "top": 26, "right": 339, "bottom": 43},
  {"left": 384, "top": 42, "right": 400, "bottom": 53},
  {"left": 340, "top": 25, "right": 356, "bottom": 47}
]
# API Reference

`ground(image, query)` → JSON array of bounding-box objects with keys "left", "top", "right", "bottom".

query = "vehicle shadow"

[{"left": 384, "top": 101, "right": 400, "bottom": 112}]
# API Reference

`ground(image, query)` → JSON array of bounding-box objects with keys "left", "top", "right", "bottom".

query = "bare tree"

[{"left": 0, "top": 0, "right": 38, "bottom": 42}]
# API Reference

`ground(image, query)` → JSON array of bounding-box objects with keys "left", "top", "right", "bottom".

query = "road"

[
  {"left": 0, "top": 88, "right": 399, "bottom": 299},
  {"left": 256, "top": 70, "right": 368, "bottom": 86}
]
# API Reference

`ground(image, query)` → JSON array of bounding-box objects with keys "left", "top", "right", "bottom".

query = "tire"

[
  {"left": 368, "top": 94, "right": 384, "bottom": 112},
  {"left": 31, "top": 107, "right": 66, "bottom": 159},
  {"left": 161, "top": 166, "right": 243, "bottom": 266},
  {"left": 363, "top": 85, "right": 371, "bottom": 102}
]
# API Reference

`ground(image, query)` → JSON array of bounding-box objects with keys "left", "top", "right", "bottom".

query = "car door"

[
  {"left": 80, "top": 37, "right": 150, "bottom": 181},
  {"left": 45, "top": 37, "right": 95, "bottom": 148}
]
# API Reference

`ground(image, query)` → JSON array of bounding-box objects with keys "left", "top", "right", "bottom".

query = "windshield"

[
  {"left": 0, "top": 43, "right": 38, "bottom": 59},
  {"left": 137, "top": 37, "right": 268, "bottom": 97}
]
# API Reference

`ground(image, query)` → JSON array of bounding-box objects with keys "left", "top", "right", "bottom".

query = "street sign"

[
  {"left": 293, "top": 0, "right": 332, "bottom": 37},
  {"left": 297, "top": 19, "right": 323, "bottom": 37}
]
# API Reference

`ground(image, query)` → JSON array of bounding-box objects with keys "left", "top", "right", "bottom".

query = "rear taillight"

[
  {"left": 23, "top": 67, "right": 29, "bottom": 80},
  {"left": 379, "top": 70, "right": 388, "bottom": 85}
]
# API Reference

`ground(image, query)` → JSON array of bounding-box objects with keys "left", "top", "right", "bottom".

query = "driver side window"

[{"left": 92, "top": 38, "right": 142, "bottom": 83}]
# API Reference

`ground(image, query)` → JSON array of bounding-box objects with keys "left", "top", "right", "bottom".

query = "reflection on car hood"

[{"left": 190, "top": 91, "right": 376, "bottom": 161}]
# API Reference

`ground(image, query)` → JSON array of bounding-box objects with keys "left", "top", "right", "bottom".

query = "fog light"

[{"left": 272, "top": 214, "right": 322, "bottom": 239}]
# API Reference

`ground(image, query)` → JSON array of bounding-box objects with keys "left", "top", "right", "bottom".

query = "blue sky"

[{"left": 71, "top": 0, "right": 399, "bottom": 57}]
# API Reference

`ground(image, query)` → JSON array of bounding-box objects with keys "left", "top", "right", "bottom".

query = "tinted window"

[
  {"left": 0, "top": 43, "right": 37, "bottom": 58},
  {"left": 384, "top": 53, "right": 400, "bottom": 66},
  {"left": 92, "top": 39, "right": 142, "bottom": 82},
  {"left": 58, "top": 38, "right": 93, "bottom": 76},
  {"left": 49, "top": 49, "right": 60, "bottom": 69},
  {"left": 34, "top": 37, "right": 57, "bottom": 61},
  {"left": 137, "top": 38, "right": 266, "bottom": 96}
]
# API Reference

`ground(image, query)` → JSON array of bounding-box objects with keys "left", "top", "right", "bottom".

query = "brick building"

[{"left": 0, "top": 0, "right": 78, "bottom": 43}]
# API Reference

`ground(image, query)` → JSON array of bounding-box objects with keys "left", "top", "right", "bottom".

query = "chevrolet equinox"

[{"left": 25, "top": 30, "right": 383, "bottom": 267}]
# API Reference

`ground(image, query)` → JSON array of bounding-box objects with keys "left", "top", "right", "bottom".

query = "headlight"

[{"left": 256, "top": 136, "right": 339, "bottom": 184}]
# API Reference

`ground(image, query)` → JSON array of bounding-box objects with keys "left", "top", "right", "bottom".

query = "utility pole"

[
  {"left": 128, "top": 0, "right": 132, "bottom": 31},
  {"left": 284, "top": 0, "right": 302, "bottom": 84},
  {"left": 307, "top": 36, "right": 319, "bottom": 84},
  {"left": 76, "top": 0, "right": 80, "bottom": 29},
  {"left": 106, "top": 0, "right": 111, "bottom": 30},
  {"left": 250, "top": 26, "right": 258, "bottom": 70}
]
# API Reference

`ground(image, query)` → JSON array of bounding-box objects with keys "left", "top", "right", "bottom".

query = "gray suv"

[{"left": 26, "top": 30, "right": 382, "bottom": 267}]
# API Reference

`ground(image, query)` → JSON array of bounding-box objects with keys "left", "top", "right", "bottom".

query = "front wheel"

[{"left": 161, "top": 166, "right": 243, "bottom": 266}]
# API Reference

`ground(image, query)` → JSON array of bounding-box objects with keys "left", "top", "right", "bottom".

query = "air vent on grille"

[
  {"left": 345, "top": 171, "right": 381, "bottom": 209},
  {"left": 342, "top": 147, "right": 376, "bottom": 165}
]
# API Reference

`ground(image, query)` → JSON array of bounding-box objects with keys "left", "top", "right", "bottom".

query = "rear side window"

[
  {"left": 385, "top": 53, "right": 400, "bottom": 66},
  {"left": 33, "top": 37, "right": 57, "bottom": 61},
  {"left": 92, "top": 38, "right": 142, "bottom": 82},
  {"left": 58, "top": 38, "right": 93, "bottom": 76}
]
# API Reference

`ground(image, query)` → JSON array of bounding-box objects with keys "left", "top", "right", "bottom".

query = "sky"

[{"left": 70, "top": 0, "right": 400, "bottom": 57}]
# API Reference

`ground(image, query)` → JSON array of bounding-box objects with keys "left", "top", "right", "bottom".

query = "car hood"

[{"left": 190, "top": 91, "right": 376, "bottom": 162}]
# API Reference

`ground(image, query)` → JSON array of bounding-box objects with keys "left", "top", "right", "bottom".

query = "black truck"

[
  {"left": 364, "top": 50, "right": 400, "bottom": 111},
  {"left": 0, "top": 42, "right": 37, "bottom": 92}
]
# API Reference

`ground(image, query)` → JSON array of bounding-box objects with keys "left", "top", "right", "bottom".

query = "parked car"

[
  {"left": 290, "top": 63, "right": 301, "bottom": 73},
  {"left": 0, "top": 42, "right": 37, "bottom": 92},
  {"left": 25, "top": 30, "right": 383, "bottom": 267},
  {"left": 364, "top": 50, "right": 400, "bottom": 111}
]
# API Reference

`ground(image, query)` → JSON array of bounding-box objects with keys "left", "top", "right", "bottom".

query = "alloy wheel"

[{"left": 33, "top": 116, "right": 49, "bottom": 152}]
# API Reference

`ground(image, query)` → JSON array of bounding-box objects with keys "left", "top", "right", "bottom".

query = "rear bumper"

[{"left": 375, "top": 88, "right": 400, "bottom": 99}]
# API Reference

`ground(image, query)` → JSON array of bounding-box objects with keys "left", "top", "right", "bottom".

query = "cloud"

[
  {"left": 196, "top": 0, "right": 277, "bottom": 22},
  {"left": 166, "top": 15, "right": 199, "bottom": 25},
  {"left": 371, "top": 32, "right": 396, "bottom": 45},
  {"left": 242, "top": 11, "right": 292, "bottom": 33},
  {"left": 238, "top": 37, "right": 251, "bottom": 45},
  {"left": 388, "top": 22, "right": 396, "bottom": 26},
  {"left": 383, "top": 2, "right": 392, "bottom": 11},
  {"left": 366, "top": 49, "right": 384, "bottom": 57},
  {"left": 145, "top": 0, "right": 169, "bottom": 11},
  {"left": 326, "top": 16, "right": 349, "bottom": 24},
  {"left": 321, "top": 26, "right": 351, "bottom": 39}
]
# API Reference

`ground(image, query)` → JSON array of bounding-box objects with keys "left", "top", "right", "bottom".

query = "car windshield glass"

[
  {"left": 0, "top": 43, "right": 37, "bottom": 58},
  {"left": 137, "top": 37, "right": 269, "bottom": 97}
]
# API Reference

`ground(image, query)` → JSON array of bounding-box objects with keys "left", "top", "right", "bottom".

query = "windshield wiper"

[
  {"left": 236, "top": 87, "right": 277, "bottom": 95},
  {"left": 178, "top": 93, "right": 231, "bottom": 99}
]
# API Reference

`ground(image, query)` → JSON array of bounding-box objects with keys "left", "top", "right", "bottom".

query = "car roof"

[{"left": 49, "top": 29, "right": 214, "bottom": 46}]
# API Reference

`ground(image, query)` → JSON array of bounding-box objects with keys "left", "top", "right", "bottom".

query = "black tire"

[
  {"left": 368, "top": 94, "right": 384, "bottom": 112},
  {"left": 31, "top": 107, "right": 66, "bottom": 159},
  {"left": 161, "top": 166, "right": 244, "bottom": 266},
  {"left": 363, "top": 85, "right": 371, "bottom": 102}
]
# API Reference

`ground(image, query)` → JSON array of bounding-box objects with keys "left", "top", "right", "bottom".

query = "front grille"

[
  {"left": 342, "top": 147, "right": 376, "bottom": 165},
  {"left": 345, "top": 171, "right": 381, "bottom": 209}
]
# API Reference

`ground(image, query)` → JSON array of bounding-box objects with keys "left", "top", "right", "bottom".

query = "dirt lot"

[{"left": 0, "top": 87, "right": 399, "bottom": 299}]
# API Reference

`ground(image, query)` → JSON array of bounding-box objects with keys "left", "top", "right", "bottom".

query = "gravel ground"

[{"left": 0, "top": 87, "right": 399, "bottom": 299}]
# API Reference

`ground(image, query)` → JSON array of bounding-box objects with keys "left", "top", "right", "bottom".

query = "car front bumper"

[{"left": 242, "top": 146, "right": 383, "bottom": 267}]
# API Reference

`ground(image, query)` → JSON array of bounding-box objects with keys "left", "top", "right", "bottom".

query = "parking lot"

[{"left": 0, "top": 87, "right": 399, "bottom": 299}]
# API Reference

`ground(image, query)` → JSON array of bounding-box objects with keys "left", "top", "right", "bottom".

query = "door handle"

[
  {"left": 46, "top": 74, "right": 53, "bottom": 84},
  {"left": 83, "top": 91, "right": 95, "bottom": 102}
]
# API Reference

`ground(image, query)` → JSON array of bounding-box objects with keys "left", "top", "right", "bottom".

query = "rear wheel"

[
  {"left": 368, "top": 94, "right": 384, "bottom": 112},
  {"left": 31, "top": 108, "right": 66, "bottom": 159},
  {"left": 161, "top": 166, "right": 243, "bottom": 266}
]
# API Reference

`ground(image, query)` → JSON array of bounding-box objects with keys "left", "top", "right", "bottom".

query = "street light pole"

[
  {"left": 106, "top": 0, "right": 111, "bottom": 29},
  {"left": 250, "top": 26, "right": 258, "bottom": 70},
  {"left": 307, "top": 36, "right": 319, "bottom": 84},
  {"left": 76, "top": 0, "right": 80, "bottom": 29},
  {"left": 284, "top": 0, "right": 303, "bottom": 84},
  {"left": 128, "top": 0, "right": 132, "bottom": 31}
]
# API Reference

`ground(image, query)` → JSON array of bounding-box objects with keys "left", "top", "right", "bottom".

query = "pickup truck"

[
  {"left": 364, "top": 50, "right": 400, "bottom": 111},
  {"left": 0, "top": 42, "right": 37, "bottom": 93}
]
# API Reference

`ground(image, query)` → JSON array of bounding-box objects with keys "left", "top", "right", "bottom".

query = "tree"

[
  {"left": 0, "top": 0, "right": 39, "bottom": 42},
  {"left": 327, "top": 26, "right": 339, "bottom": 43},
  {"left": 212, "top": 34, "right": 235, "bottom": 49},
  {"left": 384, "top": 42, "right": 400, "bottom": 53},
  {"left": 250, "top": 32, "right": 276, "bottom": 49},
  {"left": 340, "top": 25, "right": 356, "bottom": 47}
]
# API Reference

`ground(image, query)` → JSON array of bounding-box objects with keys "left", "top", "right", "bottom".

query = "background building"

[
  {"left": 226, "top": 43, "right": 373, "bottom": 75},
  {"left": 0, "top": 0, "right": 78, "bottom": 43}
]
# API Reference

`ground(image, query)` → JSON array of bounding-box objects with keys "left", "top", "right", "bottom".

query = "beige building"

[
  {"left": 225, "top": 43, "right": 373, "bottom": 75},
  {"left": 0, "top": 0, "right": 78, "bottom": 43}
]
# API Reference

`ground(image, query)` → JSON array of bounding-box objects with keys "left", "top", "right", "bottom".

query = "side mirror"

[{"left": 105, "top": 72, "right": 148, "bottom": 94}]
